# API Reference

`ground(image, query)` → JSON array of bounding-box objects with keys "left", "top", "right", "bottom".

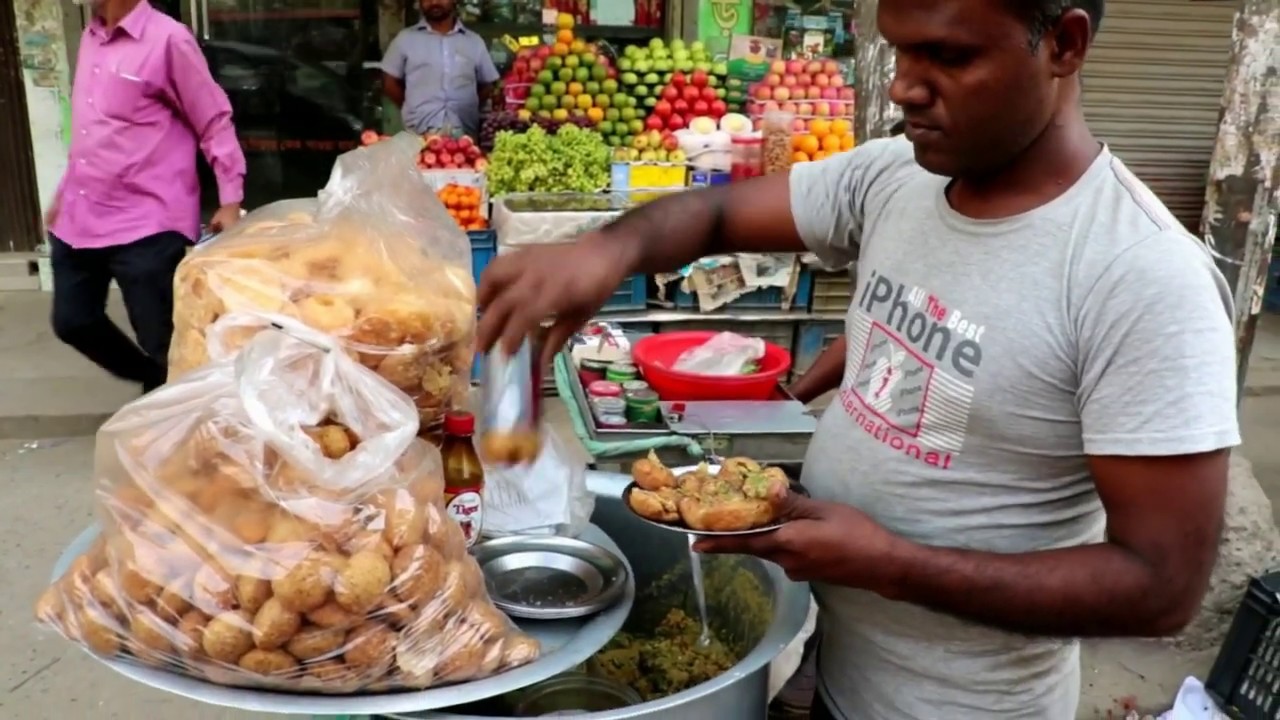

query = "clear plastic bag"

[
  {"left": 482, "top": 429, "right": 593, "bottom": 539},
  {"left": 674, "top": 332, "right": 766, "bottom": 376},
  {"left": 169, "top": 133, "right": 476, "bottom": 434},
  {"left": 37, "top": 317, "right": 539, "bottom": 693}
]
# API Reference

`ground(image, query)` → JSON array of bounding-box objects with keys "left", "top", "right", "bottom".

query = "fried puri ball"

[
  {"left": 286, "top": 626, "right": 346, "bottom": 661},
  {"left": 239, "top": 648, "right": 300, "bottom": 676},
  {"left": 304, "top": 425, "right": 354, "bottom": 460},
  {"left": 631, "top": 450, "right": 678, "bottom": 491},
  {"left": 202, "top": 610, "right": 255, "bottom": 663},
  {"left": 271, "top": 551, "right": 335, "bottom": 613},
  {"left": 391, "top": 543, "right": 446, "bottom": 606},
  {"left": 334, "top": 550, "right": 392, "bottom": 614},
  {"left": 253, "top": 597, "right": 302, "bottom": 650},
  {"left": 376, "top": 488, "right": 427, "bottom": 549},
  {"left": 627, "top": 487, "right": 681, "bottom": 524},
  {"left": 175, "top": 610, "right": 209, "bottom": 658},
  {"left": 500, "top": 634, "right": 541, "bottom": 670},
  {"left": 306, "top": 601, "right": 359, "bottom": 629},
  {"left": 477, "top": 430, "right": 540, "bottom": 466},
  {"left": 343, "top": 621, "right": 396, "bottom": 671}
]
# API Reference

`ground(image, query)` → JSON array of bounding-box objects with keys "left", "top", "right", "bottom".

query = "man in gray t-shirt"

[{"left": 472, "top": 0, "right": 1239, "bottom": 718}]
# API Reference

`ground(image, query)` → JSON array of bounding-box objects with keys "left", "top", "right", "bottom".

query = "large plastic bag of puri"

[
  {"left": 168, "top": 132, "right": 475, "bottom": 434},
  {"left": 35, "top": 316, "right": 539, "bottom": 693}
]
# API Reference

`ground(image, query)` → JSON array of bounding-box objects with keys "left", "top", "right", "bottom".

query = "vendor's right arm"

[
  {"left": 380, "top": 34, "right": 408, "bottom": 107},
  {"left": 477, "top": 139, "right": 906, "bottom": 357}
]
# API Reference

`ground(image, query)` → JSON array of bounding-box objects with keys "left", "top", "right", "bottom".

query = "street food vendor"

[
  {"left": 474, "top": 0, "right": 1239, "bottom": 718},
  {"left": 380, "top": 0, "right": 500, "bottom": 138}
]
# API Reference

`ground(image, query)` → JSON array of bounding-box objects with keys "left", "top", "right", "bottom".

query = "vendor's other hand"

[
  {"left": 477, "top": 235, "right": 634, "bottom": 367},
  {"left": 694, "top": 492, "right": 908, "bottom": 593}
]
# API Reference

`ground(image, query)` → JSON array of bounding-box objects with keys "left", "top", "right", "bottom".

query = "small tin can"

[
  {"left": 620, "top": 379, "right": 650, "bottom": 396},
  {"left": 604, "top": 362, "right": 638, "bottom": 383},
  {"left": 586, "top": 380, "right": 624, "bottom": 399},
  {"left": 479, "top": 339, "right": 541, "bottom": 466},
  {"left": 624, "top": 388, "right": 661, "bottom": 424},
  {"left": 578, "top": 358, "right": 611, "bottom": 386},
  {"left": 592, "top": 396, "right": 627, "bottom": 417},
  {"left": 597, "top": 412, "right": 629, "bottom": 428}
]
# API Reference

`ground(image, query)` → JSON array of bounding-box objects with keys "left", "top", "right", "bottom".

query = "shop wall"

[{"left": 15, "top": 0, "right": 74, "bottom": 214}]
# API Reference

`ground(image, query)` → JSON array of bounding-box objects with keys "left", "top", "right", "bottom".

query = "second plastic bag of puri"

[
  {"left": 168, "top": 133, "right": 475, "bottom": 434},
  {"left": 35, "top": 316, "right": 539, "bottom": 693}
]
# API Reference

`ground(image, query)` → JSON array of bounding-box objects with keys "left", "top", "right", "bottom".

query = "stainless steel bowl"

[{"left": 391, "top": 470, "right": 811, "bottom": 720}]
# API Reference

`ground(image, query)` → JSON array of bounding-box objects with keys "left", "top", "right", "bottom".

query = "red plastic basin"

[{"left": 631, "top": 331, "right": 793, "bottom": 401}]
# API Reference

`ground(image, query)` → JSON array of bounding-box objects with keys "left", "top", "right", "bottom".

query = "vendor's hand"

[
  {"left": 43, "top": 198, "right": 60, "bottom": 230},
  {"left": 477, "top": 233, "right": 635, "bottom": 367},
  {"left": 694, "top": 493, "right": 909, "bottom": 594},
  {"left": 209, "top": 203, "right": 242, "bottom": 233}
]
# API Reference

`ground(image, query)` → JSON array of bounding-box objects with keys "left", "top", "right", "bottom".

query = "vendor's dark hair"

[{"left": 1018, "top": 0, "right": 1104, "bottom": 46}]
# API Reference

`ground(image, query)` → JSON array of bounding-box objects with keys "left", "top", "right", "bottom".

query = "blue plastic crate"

[
  {"left": 468, "top": 229, "right": 496, "bottom": 289},
  {"left": 600, "top": 274, "right": 648, "bottom": 311},
  {"left": 673, "top": 266, "right": 813, "bottom": 311}
]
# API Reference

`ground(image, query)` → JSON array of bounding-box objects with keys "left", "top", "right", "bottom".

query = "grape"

[{"left": 486, "top": 124, "right": 611, "bottom": 196}]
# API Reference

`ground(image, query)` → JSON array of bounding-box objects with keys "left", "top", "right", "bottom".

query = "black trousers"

[{"left": 49, "top": 232, "right": 188, "bottom": 392}]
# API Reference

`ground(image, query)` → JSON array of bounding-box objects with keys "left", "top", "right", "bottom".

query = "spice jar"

[
  {"left": 731, "top": 134, "right": 763, "bottom": 181},
  {"left": 625, "top": 388, "right": 661, "bottom": 424},
  {"left": 762, "top": 110, "right": 796, "bottom": 175},
  {"left": 604, "top": 362, "right": 638, "bottom": 384}
]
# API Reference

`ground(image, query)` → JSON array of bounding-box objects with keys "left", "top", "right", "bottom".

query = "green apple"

[
  {"left": 560, "top": 94, "right": 576, "bottom": 109},
  {"left": 621, "top": 72, "right": 639, "bottom": 85},
  {"left": 599, "top": 120, "right": 615, "bottom": 135},
  {"left": 649, "top": 37, "right": 666, "bottom": 51},
  {"left": 643, "top": 96, "right": 657, "bottom": 107},
  {"left": 558, "top": 68, "right": 574, "bottom": 83},
  {"left": 524, "top": 97, "right": 540, "bottom": 112},
  {"left": 620, "top": 107, "right": 637, "bottom": 121},
  {"left": 536, "top": 70, "right": 554, "bottom": 85},
  {"left": 628, "top": 118, "right": 644, "bottom": 134},
  {"left": 593, "top": 92, "right": 609, "bottom": 107},
  {"left": 617, "top": 57, "right": 633, "bottom": 72},
  {"left": 529, "top": 84, "right": 547, "bottom": 97},
  {"left": 541, "top": 95, "right": 559, "bottom": 110},
  {"left": 585, "top": 81, "right": 600, "bottom": 95},
  {"left": 633, "top": 85, "right": 649, "bottom": 97},
  {"left": 602, "top": 78, "right": 619, "bottom": 94},
  {"left": 612, "top": 92, "right": 629, "bottom": 108},
  {"left": 549, "top": 81, "right": 567, "bottom": 96},
  {"left": 580, "top": 53, "right": 596, "bottom": 67},
  {"left": 706, "top": 75, "right": 719, "bottom": 87},
  {"left": 591, "top": 65, "right": 608, "bottom": 82},
  {"left": 546, "top": 55, "right": 563, "bottom": 70},
  {"left": 564, "top": 54, "right": 580, "bottom": 68},
  {"left": 712, "top": 61, "right": 728, "bottom": 75}
]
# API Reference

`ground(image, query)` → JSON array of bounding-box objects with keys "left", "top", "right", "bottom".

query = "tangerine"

[
  {"left": 796, "top": 134, "right": 820, "bottom": 156},
  {"left": 556, "top": 29, "right": 574, "bottom": 45},
  {"left": 809, "top": 118, "right": 832, "bottom": 138},
  {"left": 553, "top": 42, "right": 570, "bottom": 56},
  {"left": 830, "top": 118, "right": 852, "bottom": 136},
  {"left": 812, "top": 150, "right": 830, "bottom": 161},
  {"left": 792, "top": 151, "right": 811, "bottom": 163},
  {"left": 821, "top": 134, "right": 842, "bottom": 152},
  {"left": 840, "top": 133, "right": 855, "bottom": 151}
]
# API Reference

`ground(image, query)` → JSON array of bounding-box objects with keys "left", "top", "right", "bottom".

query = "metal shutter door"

[{"left": 1082, "top": 0, "right": 1236, "bottom": 230}]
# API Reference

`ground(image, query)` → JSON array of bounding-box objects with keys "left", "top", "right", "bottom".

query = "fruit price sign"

[{"left": 697, "top": 0, "right": 753, "bottom": 60}]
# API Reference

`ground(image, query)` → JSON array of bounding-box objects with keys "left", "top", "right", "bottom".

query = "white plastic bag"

[
  {"left": 482, "top": 430, "right": 593, "bottom": 538},
  {"left": 674, "top": 331, "right": 766, "bottom": 376}
]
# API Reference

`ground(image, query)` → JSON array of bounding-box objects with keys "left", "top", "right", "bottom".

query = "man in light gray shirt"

[
  {"left": 381, "top": 0, "right": 499, "bottom": 137},
  {"left": 472, "top": 0, "right": 1239, "bottom": 718}
]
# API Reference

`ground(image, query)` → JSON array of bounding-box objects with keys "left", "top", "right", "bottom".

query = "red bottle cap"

[{"left": 444, "top": 411, "right": 475, "bottom": 435}]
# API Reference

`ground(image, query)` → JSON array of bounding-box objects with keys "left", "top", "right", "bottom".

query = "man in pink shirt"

[{"left": 46, "top": 0, "right": 245, "bottom": 392}]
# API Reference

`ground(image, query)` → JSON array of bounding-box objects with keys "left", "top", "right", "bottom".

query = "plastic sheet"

[
  {"left": 37, "top": 318, "right": 538, "bottom": 693},
  {"left": 169, "top": 133, "right": 475, "bottom": 433}
]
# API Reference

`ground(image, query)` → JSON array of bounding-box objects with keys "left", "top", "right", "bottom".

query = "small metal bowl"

[{"left": 472, "top": 535, "right": 630, "bottom": 621}]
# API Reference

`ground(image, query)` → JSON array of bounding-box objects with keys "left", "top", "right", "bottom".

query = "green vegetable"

[{"left": 487, "top": 125, "right": 611, "bottom": 196}]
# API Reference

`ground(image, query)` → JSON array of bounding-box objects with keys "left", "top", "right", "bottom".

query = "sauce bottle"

[{"left": 441, "top": 410, "right": 484, "bottom": 548}]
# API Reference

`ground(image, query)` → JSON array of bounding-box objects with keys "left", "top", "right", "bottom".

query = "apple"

[
  {"left": 644, "top": 115, "right": 664, "bottom": 131},
  {"left": 673, "top": 99, "right": 690, "bottom": 115},
  {"left": 536, "top": 45, "right": 552, "bottom": 59},
  {"left": 830, "top": 75, "right": 845, "bottom": 88},
  {"left": 426, "top": 136, "right": 445, "bottom": 152},
  {"left": 692, "top": 99, "right": 710, "bottom": 116},
  {"left": 654, "top": 99, "right": 673, "bottom": 118},
  {"left": 781, "top": 101, "right": 798, "bottom": 113},
  {"left": 709, "top": 99, "right": 727, "bottom": 117},
  {"left": 701, "top": 86, "right": 717, "bottom": 103},
  {"left": 360, "top": 129, "right": 380, "bottom": 146},
  {"left": 797, "top": 102, "right": 813, "bottom": 116},
  {"left": 822, "top": 60, "right": 840, "bottom": 75},
  {"left": 473, "top": 158, "right": 488, "bottom": 172},
  {"left": 773, "top": 87, "right": 791, "bottom": 102},
  {"left": 420, "top": 151, "right": 437, "bottom": 166},
  {"left": 805, "top": 61, "right": 823, "bottom": 75},
  {"left": 444, "top": 139, "right": 459, "bottom": 154},
  {"left": 821, "top": 87, "right": 839, "bottom": 100},
  {"left": 662, "top": 85, "right": 679, "bottom": 101},
  {"left": 663, "top": 134, "right": 679, "bottom": 151},
  {"left": 770, "top": 60, "right": 787, "bottom": 74},
  {"left": 753, "top": 85, "right": 772, "bottom": 101},
  {"left": 452, "top": 152, "right": 466, "bottom": 165},
  {"left": 814, "top": 101, "right": 831, "bottom": 116},
  {"left": 691, "top": 70, "right": 709, "bottom": 88},
  {"left": 782, "top": 74, "right": 798, "bottom": 87},
  {"left": 458, "top": 136, "right": 474, "bottom": 150},
  {"left": 786, "top": 60, "right": 805, "bottom": 75},
  {"left": 764, "top": 73, "right": 782, "bottom": 87},
  {"left": 791, "top": 117, "right": 807, "bottom": 133},
  {"left": 671, "top": 71, "right": 687, "bottom": 87},
  {"left": 796, "top": 73, "right": 811, "bottom": 87},
  {"left": 667, "top": 114, "right": 686, "bottom": 130},
  {"left": 839, "top": 87, "right": 855, "bottom": 100},
  {"left": 465, "top": 145, "right": 482, "bottom": 159},
  {"left": 683, "top": 85, "right": 702, "bottom": 103},
  {"left": 814, "top": 73, "right": 830, "bottom": 88},
  {"left": 763, "top": 100, "right": 780, "bottom": 113},
  {"left": 806, "top": 86, "right": 822, "bottom": 99}
]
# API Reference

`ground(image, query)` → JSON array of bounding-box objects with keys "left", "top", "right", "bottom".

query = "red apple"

[
  {"left": 682, "top": 85, "right": 702, "bottom": 103},
  {"left": 806, "top": 86, "right": 822, "bottom": 99},
  {"left": 822, "top": 60, "right": 840, "bottom": 75},
  {"left": 691, "top": 70, "right": 709, "bottom": 88},
  {"left": 443, "top": 162, "right": 457, "bottom": 169},
  {"left": 796, "top": 102, "right": 813, "bottom": 116},
  {"left": 444, "top": 139, "right": 460, "bottom": 154},
  {"left": 426, "top": 136, "right": 445, "bottom": 152},
  {"left": 805, "top": 61, "right": 823, "bottom": 75},
  {"left": 667, "top": 114, "right": 686, "bottom": 130},
  {"left": 671, "top": 71, "right": 687, "bottom": 88},
  {"left": 692, "top": 99, "right": 710, "bottom": 116},
  {"left": 709, "top": 99, "right": 727, "bottom": 117},
  {"left": 814, "top": 102, "right": 831, "bottom": 116},
  {"left": 654, "top": 99, "right": 673, "bottom": 118},
  {"left": 813, "top": 73, "right": 830, "bottom": 88},
  {"left": 663, "top": 135, "right": 679, "bottom": 151},
  {"left": 773, "top": 86, "right": 791, "bottom": 102},
  {"left": 781, "top": 74, "right": 798, "bottom": 88},
  {"left": 753, "top": 85, "right": 772, "bottom": 101},
  {"left": 420, "top": 151, "right": 437, "bottom": 166},
  {"left": 781, "top": 101, "right": 798, "bottom": 114},
  {"left": 473, "top": 158, "right": 488, "bottom": 171},
  {"left": 786, "top": 60, "right": 805, "bottom": 75},
  {"left": 645, "top": 115, "right": 665, "bottom": 131},
  {"left": 791, "top": 117, "right": 807, "bottom": 133},
  {"left": 458, "top": 136, "right": 474, "bottom": 150},
  {"left": 673, "top": 98, "right": 690, "bottom": 115},
  {"left": 830, "top": 75, "right": 845, "bottom": 88},
  {"left": 764, "top": 73, "right": 782, "bottom": 87},
  {"left": 465, "top": 145, "right": 482, "bottom": 159},
  {"left": 452, "top": 152, "right": 466, "bottom": 165},
  {"left": 769, "top": 60, "right": 787, "bottom": 74},
  {"left": 838, "top": 87, "right": 855, "bottom": 100},
  {"left": 607, "top": 67, "right": 617, "bottom": 79},
  {"left": 762, "top": 100, "right": 780, "bottom": 112},
  {"left": 360, "top": 129, "right": 380, "bottom": 146},
  {"left": 529, "top": 57, "right": 545, "bottom": 74},
  {"left": 701, "top": 86, "right": 717, "bottom": 103},
  {"left": 662, "top": 85, "right": 680, "bottom": 101},
  {"left": 535, "top": 45, "right": 552, "bottom": 59},
  {"left": 821, "top": 87, "right": 839, "bottom": 100},
  {"left": 796, "top": 73, "right": 812, "bottom": 87}
]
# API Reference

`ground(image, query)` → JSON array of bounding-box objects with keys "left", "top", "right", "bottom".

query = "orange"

[
  {"left": 553, "top": 42, "right": 570, "bottom": 56},
  {"left": 556, "top": 29, "right": 574, "bottom": 45},
  {"left": 796, "top": 134, "right": 820, "bottom": 156},
  {"left": 792, "top": 151, "right": 811, "bottom": 163},
  {"left": 791, "top": 134, "right": 804, "bottom": 151},
  {"left": 812, "top": 150, "right": 830, "bottom": 161},
  {"left": 830, "top": 118, "right": 852, "bottom": 136},
  {"left": 821, "top": 134, "right": 841, "bottom": 152},
  {"left": 809, "top": 118, "right": 831, "bottom": 139},
  {"left": 840, "top": 133, "right": 855, "bottom": 151}
]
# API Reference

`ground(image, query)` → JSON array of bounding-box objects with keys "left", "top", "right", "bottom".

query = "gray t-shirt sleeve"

[
  {"left": 788, "top": 136, "right": 914, "bottom": 268},
  {"left": 1076, "top": 231, "right": 1240, "bottom": 456},
  {"left": 381, "top": 34, "right": 408, "bottom": 79}
]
